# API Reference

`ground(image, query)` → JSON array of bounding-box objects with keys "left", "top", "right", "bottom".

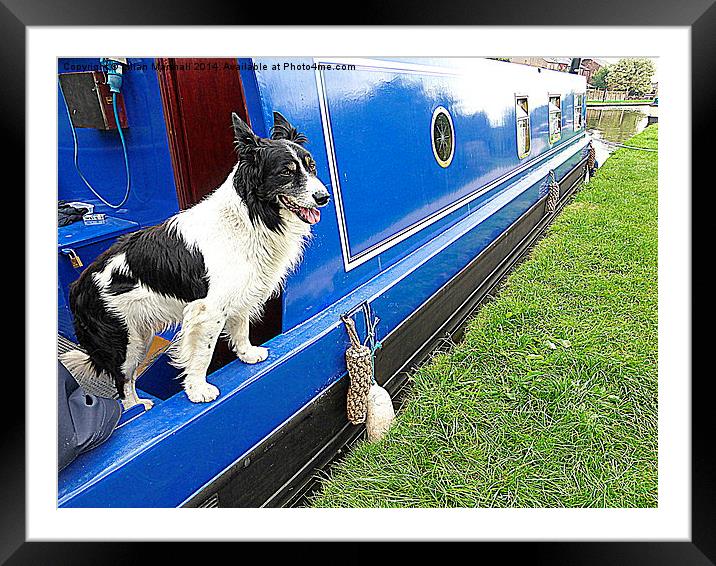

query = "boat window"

[
  {"left": 515, "top": 96, "right": 531, "bottom": 159},
  {"left": 574, "top": 93, "right": 584, "bottom": 131},
  {"left": 549, "top": 95, "right": 562, "bottom": 144}
]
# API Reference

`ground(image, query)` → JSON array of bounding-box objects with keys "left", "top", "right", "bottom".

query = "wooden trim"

[{"left": 156, "top": 58, "right": 193, "bottom": 210}]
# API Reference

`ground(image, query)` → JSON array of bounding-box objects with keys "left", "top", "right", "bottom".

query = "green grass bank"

[{"left": 311, "top": 125, "right": 658, "bottom": 508}]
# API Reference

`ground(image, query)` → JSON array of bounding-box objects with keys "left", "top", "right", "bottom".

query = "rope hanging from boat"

[
  {"left": 341, "top": 304, "right": 396, "bottom": 441},
  {"left": 587, "top": 142, "right": 597, "bottom": 175},
  {"left": 362, "top": 302, "right": 382, "bottom": 383},
  {"left": 545, "top": 170, "right": 560, "bottom": 214},
  {"left": 341, "top": 314, "right": 373, "bottom": 425}
]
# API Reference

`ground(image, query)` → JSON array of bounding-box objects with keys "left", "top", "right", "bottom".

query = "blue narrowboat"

[{"left": 58, "top": 57, "right": 590, "bottom": 507}]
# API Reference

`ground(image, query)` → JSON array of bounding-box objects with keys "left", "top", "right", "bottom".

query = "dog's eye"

[
  {"left": 305, "top": 157, "right": 316, "bottom": 172},
  {"left": 280, "top": 165, "right": 295, "bottom": 177}
]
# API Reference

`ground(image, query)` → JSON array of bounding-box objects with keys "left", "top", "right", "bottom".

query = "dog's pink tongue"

[{"left": 305, "top": 208, "right": 321, "bottom": 224}]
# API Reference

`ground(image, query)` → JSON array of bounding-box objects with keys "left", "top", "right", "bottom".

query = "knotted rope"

[
  {"left": 545, "top": 170, "right": 560, "bottom": 214},
  {"left": 341, "top": 314, "right": 373, "bottom": 424},
  {"left": 341, "top": 305, "right": 395, "bottom": 441},
  {"left": 587, "top": 142, "right": 597, "bottom": 174}
]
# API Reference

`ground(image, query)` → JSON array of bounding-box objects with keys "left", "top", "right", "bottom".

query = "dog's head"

[{"left": 232, "top": 111, "right": 330, "bottom": 232}]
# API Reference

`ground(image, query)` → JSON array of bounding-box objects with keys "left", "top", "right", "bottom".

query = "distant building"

[
  {"left": 504, "top": 57, "right": 613, "bottom": 84},
  {"left": 507, "top": 57, "right": 573, "bottom": 72},
  {"left": 579, "top": 58, "right": 603, "bottom": 85}
]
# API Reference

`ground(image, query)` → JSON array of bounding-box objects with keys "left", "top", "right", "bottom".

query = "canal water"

[{"left": 587, "top": 105, "right": 656, "bottom": 166}]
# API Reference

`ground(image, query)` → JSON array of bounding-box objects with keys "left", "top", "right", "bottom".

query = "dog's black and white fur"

[{"left": 60, "top": 112, "right": 330, "bottom": 408}]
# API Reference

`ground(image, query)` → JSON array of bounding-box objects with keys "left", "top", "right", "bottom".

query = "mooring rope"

[
  {"left": 595, "top": 139, "right": 658, "bottom": 153},
  {"left": 362, "top": 302, "right": 382, "bottom": 385}
]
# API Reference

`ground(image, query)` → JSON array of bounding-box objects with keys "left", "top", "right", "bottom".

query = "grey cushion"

[{"left": 58, "top": 361, "right": 121, "bottom": 471}]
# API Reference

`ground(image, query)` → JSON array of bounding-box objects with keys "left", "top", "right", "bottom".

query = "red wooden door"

[
  {"left": 157, "top": 57, "right": 249, "bottom": 209},
  {"left": 157, "top": 58, "right": 281, "bottom": 358}
]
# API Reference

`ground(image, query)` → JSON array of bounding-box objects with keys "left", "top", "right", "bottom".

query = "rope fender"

[
  {"left": 545, "top": 170, "right": 560, "bottom": 214},
  {"left": 587, "top": 142, "right": 598, "bottom": 176},
  {"left": 341, "top": 315, "right": 372, "bottom": 425},
  {"left": 341, "top": 306, "right": 396, "bottom": 442}
]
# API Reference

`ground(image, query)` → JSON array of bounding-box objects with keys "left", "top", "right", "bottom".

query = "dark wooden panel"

[
  {"left": 217, "top": 378, "right": 352, "bottom": 507},
  {"left": 560, "top": 158, "right": 588, "bottom": 198},
  {"left": 156, "top": 57, "right": 249, "bottom": 209}
]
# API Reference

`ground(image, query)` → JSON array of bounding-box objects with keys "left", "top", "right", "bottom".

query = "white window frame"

[
  {"left": 515, "top": 94, "right": 531, "bottom": 159},
  {"left": 548, "top": 94, "right": 562, "bottom": 144},
  {"left": 574, "top": 93, "right": 585, "bottom": 131}
]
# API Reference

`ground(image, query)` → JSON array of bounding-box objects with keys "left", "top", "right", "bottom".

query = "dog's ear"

[
  {"left": 271, "top": 111, "right": 308, "bottom": 146},
  {"left": 232, "top": 112, "right": 260, "bottom": 149}
]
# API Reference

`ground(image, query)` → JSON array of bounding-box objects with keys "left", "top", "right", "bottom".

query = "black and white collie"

[{"left": 60, "top": 112, "right": 330, "bottom": 408}]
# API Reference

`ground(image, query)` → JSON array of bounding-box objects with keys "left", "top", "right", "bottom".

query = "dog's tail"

[
  {"left": 59, "top": 349, "right": 102, "bottom": 383},
  {"left": 66, "top": 266, "right": 128, "bottom": 398}
]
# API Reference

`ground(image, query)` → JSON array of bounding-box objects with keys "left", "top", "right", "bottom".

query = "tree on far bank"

[
  {"left": 606, "top": 58, "right": 656, "bottom": 97},
  {"left": 591, "top": 66, "right": 609, "bottom": 89}
]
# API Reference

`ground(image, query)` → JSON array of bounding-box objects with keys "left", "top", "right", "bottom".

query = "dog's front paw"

[
  {"left": 184, "top": 381, "right": 220, "bottom": 403},
  {"left": 238, "top": 346, "right": 269, "bottom": 364}
]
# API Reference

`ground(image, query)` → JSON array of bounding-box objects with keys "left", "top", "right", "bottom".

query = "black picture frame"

[{"left": 8, "top": 0, "right": 709, "bottom": 562}]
